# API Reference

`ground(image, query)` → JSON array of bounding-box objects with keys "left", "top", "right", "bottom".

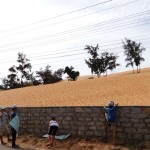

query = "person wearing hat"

[
  {"left": 0, "top": 106, "right": 11, "bottom": 145},
  {"left": 10, "top": 104, "right": 18, "bottom": 148},
  {"left": 103, "top": 101, "right": 118, "bottom": 144}
]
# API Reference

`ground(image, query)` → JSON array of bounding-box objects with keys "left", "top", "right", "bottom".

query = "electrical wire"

[
  {"left": 0, "top": 13, "right": 150, "bottom": 53},
  {"left": 0, "top": 0, "right": 113, "bottom": 35}
]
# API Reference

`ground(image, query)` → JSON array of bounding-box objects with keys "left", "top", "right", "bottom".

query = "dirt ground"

[
  {"left": 2, "top": 134, "right": 150, "bottom": 150},
  {"left": 5, "top": 134, "right": 130, "bottom": 150},
  {"left": 0, "top": 68, "right": 150, "bottom": 107}
]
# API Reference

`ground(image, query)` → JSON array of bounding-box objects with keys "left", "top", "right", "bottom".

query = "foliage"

[
  {"left": 0, "top": 66, "right": 21, "bottom": 89},
  {"left": 36, "top": 65, "right": 63, "bottom": 84},
  {"left": 84, "top": 45, "right": 119, "bottom": 77},
  {"left": 64, "top": 66, "right": 80, "bottom": 81},
  {"left": 0, "top": 53, "right": 64, "bottom": 90},
  {"left": 123, "top": 38, "right": 145, "bottom": 73},
  {"left": 16, "top": 52, "right": 32, "bottom": 86}
]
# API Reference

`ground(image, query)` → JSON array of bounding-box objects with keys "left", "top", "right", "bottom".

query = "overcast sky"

[{"left": 0, "top": 0, "right": 150, "bottom": 79}]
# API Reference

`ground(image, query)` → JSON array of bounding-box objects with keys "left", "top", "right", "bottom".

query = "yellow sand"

[{"left": 0, "top": 68, "right": 150, "bottom": 107}]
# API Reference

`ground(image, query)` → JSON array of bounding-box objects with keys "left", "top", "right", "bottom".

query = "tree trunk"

[
  {"left": 132, "top": 66, "right": 134, "bottom": 74},
  {"left": 97, "top": 73, "right": 101, "bottom": 78},
  {"left": 105, "top": 71, "right": 107, "bottom": 77}
]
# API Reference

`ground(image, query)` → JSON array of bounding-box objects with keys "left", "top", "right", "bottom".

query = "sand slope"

[{"left": 0, "top": 68, "right": 150, "bottom": 107}]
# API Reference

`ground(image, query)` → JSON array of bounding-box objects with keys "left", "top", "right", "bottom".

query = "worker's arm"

[
  {"left": 116, "top": 103, "right": 119, "bottom": 106},
  {"left": 100, "top": 106, "right": 107, "bottom": 113}
]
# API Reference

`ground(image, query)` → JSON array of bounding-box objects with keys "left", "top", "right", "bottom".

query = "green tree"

[
  {"left": 123, "top": 38, "right": 145, "bottom": 73},
  {"left": 0, "top": 78, "right": 9, "bottom": 90},
  {"left": 29, "top": 73, "right": 42, "bottom": 86},
  {"left": 16, "top": 52, "right": 32, "bottom": 86},
  {"left": 84, "top": 45, "right": 119, "bottom": 77},
  {"left": 64, "top": 66, "right": 80, "bottom": 81},
  {"left": 101, "top": 52, "right": 120, "bottom": 76},
  {"left": 7, "top": 65, "right": 20, "bottom": 89},
  {"left": 84, "top": 45, "right": 100, "bottom": 76},
  {"left": 0, "top": 66, "right": 20, "bottom": 90},
  {"left": 36, "top": 65, "right": 63, "bottom": 84},
  {"left": 53, "top": 68, "right": 64, "bottom": 82}
]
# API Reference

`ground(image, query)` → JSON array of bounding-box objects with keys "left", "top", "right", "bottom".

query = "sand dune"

[{"left": 0, "top": 68, "right": 150, "bottom": 107}]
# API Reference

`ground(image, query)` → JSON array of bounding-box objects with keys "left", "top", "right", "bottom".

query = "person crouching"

[{"left": 48, "top": 117, "right": 59, "bottom": 147}]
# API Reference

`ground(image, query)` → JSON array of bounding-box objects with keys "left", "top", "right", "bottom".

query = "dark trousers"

[{"left": 11, "top": 127, "right": 17, "bottom": 146}]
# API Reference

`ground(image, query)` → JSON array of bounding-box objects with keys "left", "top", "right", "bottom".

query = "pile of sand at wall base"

[
  {"left": 0, "top": 68, "right": 150, "bottom": 107},
  {"left": 16, "top": 134, "right": 130, "bottom": 150}
]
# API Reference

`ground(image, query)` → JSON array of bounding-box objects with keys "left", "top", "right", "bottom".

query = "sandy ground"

[
  {"left": 1, "top": 135, "right": 131, "bottom": 150},
  {"left": 1, "top": 134, "right": 150, "bottom": 150},
  {"left": 0, "top": 68, "right": 150, "bottom": 107},
  {"left": 0, "top": 68, "right": 150, "bottom": 149}
]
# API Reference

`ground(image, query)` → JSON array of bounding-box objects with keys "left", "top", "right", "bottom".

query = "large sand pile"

[{"left": 0, "top": 68, "right": 150, "bottom": 107}]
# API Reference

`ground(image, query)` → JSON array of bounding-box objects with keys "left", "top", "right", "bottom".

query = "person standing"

[
  {"left": 10, "top": 104, "right": 18, "bottom": 148},
  {"left": 0, "top": 106, "right": 11, "bottom": 145},
  {"left": 48, "top": 117, "right": 59, "bottom": 147}
]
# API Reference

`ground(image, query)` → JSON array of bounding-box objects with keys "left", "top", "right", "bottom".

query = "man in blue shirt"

[{"left": 103, "top": 101, "right": 118, "bottom": 144}]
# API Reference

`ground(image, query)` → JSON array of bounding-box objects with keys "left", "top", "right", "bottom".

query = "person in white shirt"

[
  {"left": 48, "top": 117, "right": 59, "bottom": 147},
  {"left": 0, "top": 106, "right": 11, "bottom": 144}
]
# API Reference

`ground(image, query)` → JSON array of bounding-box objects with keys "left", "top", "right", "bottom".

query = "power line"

[
  {"left": 0, "top": 38, "right": 149, "bottom": 65},
  {"left": 5, "top": 18, "right": 149, "bottom": 51},
  {"left": 0, "top": 44, "right": 149, "bottom": 69},
  {"left": 36, "top": 19, "right": 150, "bottom": 45},
  {"left": 0, "top": 0, "right": 146, "bottom": 39},
  {"left": 1, "top": 11, "right": 150, "bottom": 51},
  {"left": 1, "top": 9, "right": 149, "bottom": 49},
  {"left": 0, "top": 0, "right": 113, "bottom": 35},
  {"left": 0, "top": 34, "right": 150, "bottom": 63},
  {"left": 0, "top": 33, "right": 149, "bottom": 65}
]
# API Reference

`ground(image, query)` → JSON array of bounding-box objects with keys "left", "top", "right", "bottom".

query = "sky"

[{"left": 0, "top": 0, "right": 150, "bottom": 80}]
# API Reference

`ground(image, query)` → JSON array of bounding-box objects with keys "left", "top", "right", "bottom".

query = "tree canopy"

[
  {"left": 84, "top": 45, "right": 120, "bottom": 77},
  {"left": 36, "top": 65, "right": 64, "bottom": 84},
  {"left": 123, "top": 38, "right": 145, "bottom": 73},
  {"left": 0, "top": 38, "right": 146, "bottom": 89},
  {"left": 0, "top": 53, "right": 64, "bottom": 90},
  {"left": 64, "top": 66, "right": 80, "bottom": 81}
]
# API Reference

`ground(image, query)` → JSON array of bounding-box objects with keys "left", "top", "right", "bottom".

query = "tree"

[
  {"left": 16, "top": 52, "right": 32, "bottom": 86},
  {"left": 53, "top": 68, "right": 64, "bottom": 82},
  {"left": 84, "top": 45, "right": 120, "bottom": 77},
  {"left": 123, "top": 38, "right": 145, "bottom": 73},
  {"left": 0, "top": 66, "right": 20, "bottom": 89},
  {"left": 101, "top": 52, "right": 120, "bottom": 76},
  {"left": 84, "top": 45, "right": 100, "bottom": 76},
  {"left": 0, "top": 52, "right": 33, "bottom": 89},
  {"left": 0, "top": 78, "right": 9, "bottom": 90},
  {"left": 7, "top": 65, "right": 20, "bottom": 89},
  {"left": 36, "top": 65, "right": 63, "bottom": 84},
  {"left": 64, "top": 66, "right": 80, "bottom": 81},
  {"left": 134, "top": 55, "right": 145, "bottom": 73}
]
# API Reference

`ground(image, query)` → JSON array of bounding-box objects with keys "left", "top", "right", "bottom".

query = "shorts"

[
  {"left": 0, "top": 125, "right": 10, "bottom": 136},
  {"left": 48, "top": 126, "right": 58, "bottom": 135},
  {"left": 105, "top": 113, "right": 116, "bottom": 130},
  {"left": 109, "top": 122, "right": 116, "bottom": 130}
]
